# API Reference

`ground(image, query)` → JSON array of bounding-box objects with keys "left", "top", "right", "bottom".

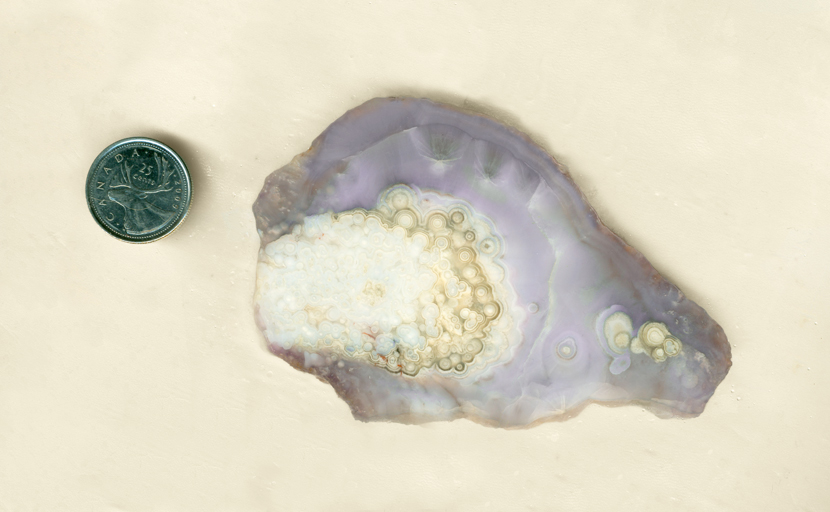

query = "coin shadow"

[{"left": 142, "top": 131, "right": 208, "bottom": 240}]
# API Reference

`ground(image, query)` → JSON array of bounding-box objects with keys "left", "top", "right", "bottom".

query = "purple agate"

[{"left": 252, "top": 97, "right": 731, "bottom": 427}]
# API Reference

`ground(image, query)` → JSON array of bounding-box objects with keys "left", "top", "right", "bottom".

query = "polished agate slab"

[{"left": 252, "top": 98, "right": 731, "bottom": 427}]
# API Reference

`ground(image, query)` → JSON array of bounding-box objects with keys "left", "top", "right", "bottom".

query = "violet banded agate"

[{"left": 252, "top": 97, "right": 731, "bottom": 427}]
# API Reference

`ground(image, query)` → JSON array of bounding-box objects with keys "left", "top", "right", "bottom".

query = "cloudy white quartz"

[{"left": 254, "top": 185, "right": 521, "bottom": 377}]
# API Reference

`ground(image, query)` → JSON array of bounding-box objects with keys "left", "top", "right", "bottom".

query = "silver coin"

[{"left": 85, "top": 137, "right": 192, "bottom": 243}]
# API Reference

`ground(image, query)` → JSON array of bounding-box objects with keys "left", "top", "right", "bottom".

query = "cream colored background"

[{"left": 1, "top": 1, "right": 828, "bottom": 510}]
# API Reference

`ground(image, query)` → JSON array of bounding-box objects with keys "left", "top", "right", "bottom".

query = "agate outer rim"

[{"left": 251, "top": 96, "right": 732, "bottom": 427}]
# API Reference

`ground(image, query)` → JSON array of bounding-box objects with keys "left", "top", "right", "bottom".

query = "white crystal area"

[{"left": 254, "top": 185, "right": 519, "bottom": 377}]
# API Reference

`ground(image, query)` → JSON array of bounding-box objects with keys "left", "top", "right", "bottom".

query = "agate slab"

[{"left": 252, "top": 97, "right": 731, "bottom": 427}]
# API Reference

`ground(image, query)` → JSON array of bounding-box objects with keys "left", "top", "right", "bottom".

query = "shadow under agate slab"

[{"left": 252, "top": 97, "right": 731, "bottom": 428}]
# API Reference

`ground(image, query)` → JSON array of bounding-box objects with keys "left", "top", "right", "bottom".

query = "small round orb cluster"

[
  {"left": 604, "top": 312, "right": 683, "bottom": 363},
  {"left": 255, "top": 185, "right": 516, "bottom": 377}
]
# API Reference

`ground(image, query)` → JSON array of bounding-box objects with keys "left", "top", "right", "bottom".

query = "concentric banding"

[
  {"left": 556, "top": 338, "right": 577, "bottom": 360},
  {"left": 640, "top": 322, "right": 670, "bottom": 348},
  {"left": 601, "top": 310, "right": 686, "bottom": 366},
  {"left": 664, "top": 336, "right": 681, "bottom": 356},
  {"left": 255, "top": 185, "right": 520, "bottom": 377},
  {"left": 603, "top": 311, "right": 634, "bottom": 354}
]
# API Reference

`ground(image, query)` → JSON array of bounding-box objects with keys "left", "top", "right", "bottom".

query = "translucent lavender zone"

[{"left": 252, "top": 97, "right": 731, "bottom": 427}]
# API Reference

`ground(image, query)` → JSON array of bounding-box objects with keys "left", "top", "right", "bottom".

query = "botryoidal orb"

[{"left": 252, "top": 97, "right": 731, "bottom": 428}]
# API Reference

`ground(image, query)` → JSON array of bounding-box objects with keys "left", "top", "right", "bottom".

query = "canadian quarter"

[{"left": 85, "top": 137, "right": 192, "bottom": 243}]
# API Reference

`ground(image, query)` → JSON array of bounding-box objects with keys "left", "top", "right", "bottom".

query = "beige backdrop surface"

[{"left": 1, "top": 1, "right": 828, "bottom": 511}]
